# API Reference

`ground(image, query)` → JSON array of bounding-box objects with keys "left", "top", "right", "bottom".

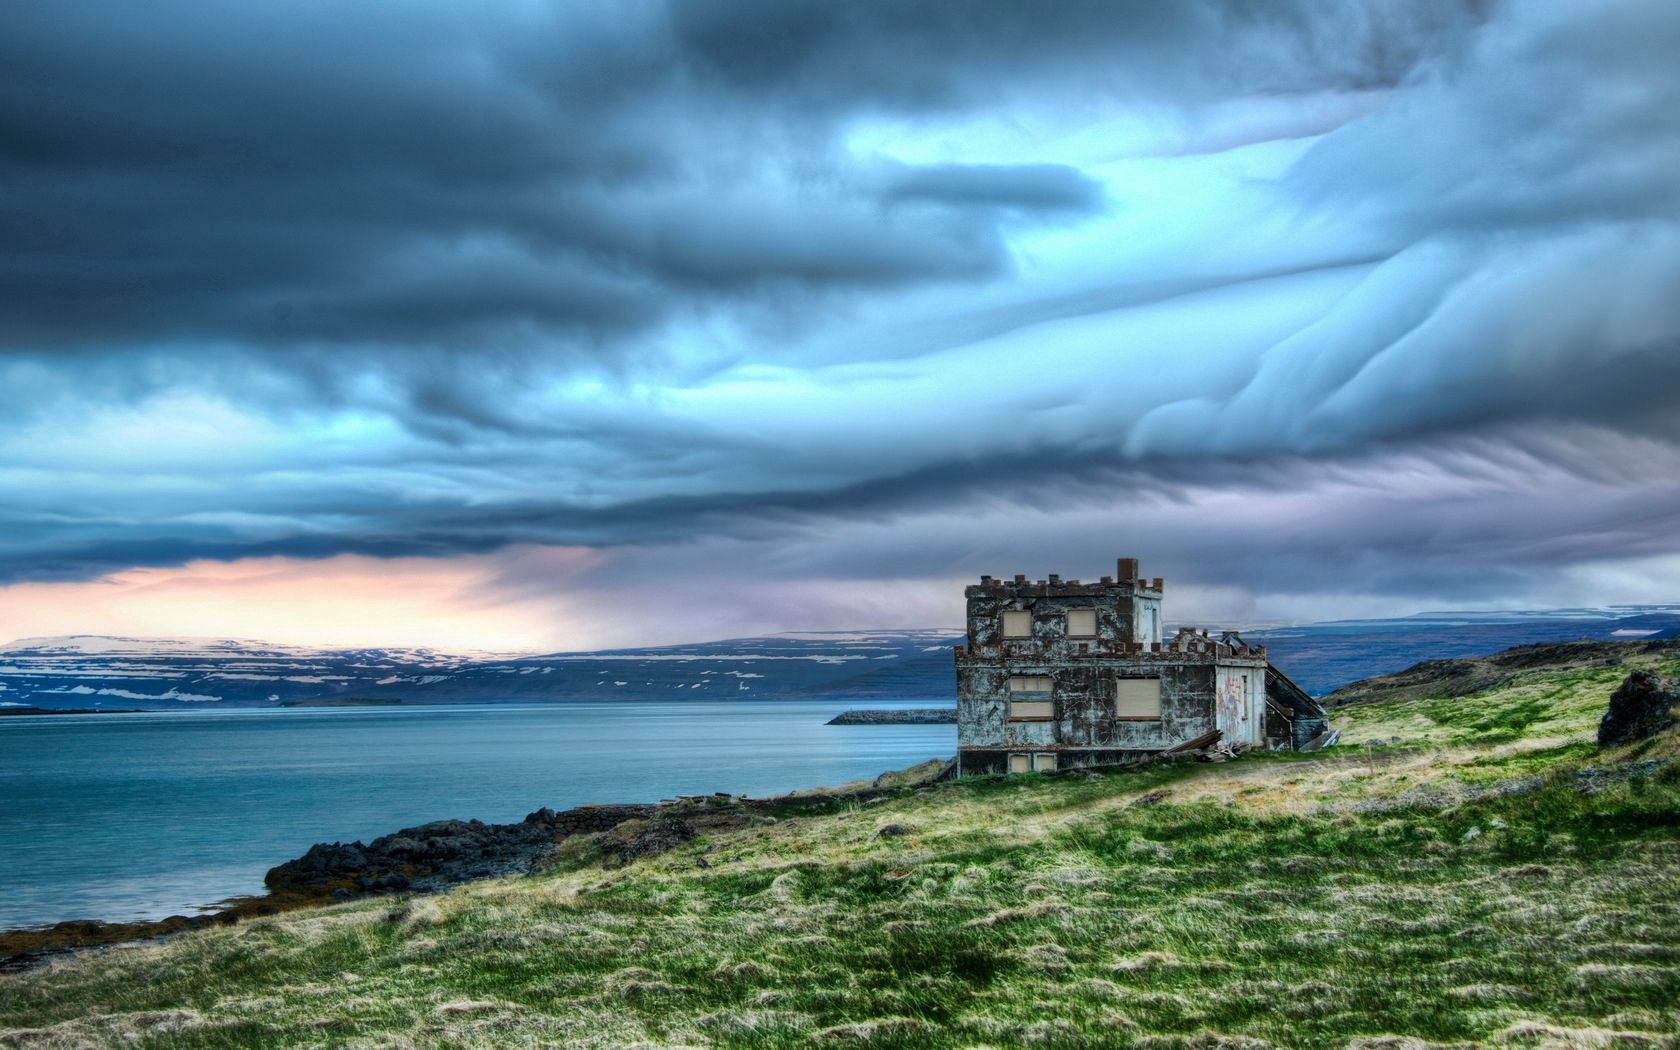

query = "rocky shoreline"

[
  {"left": 263, "top": 804, "right": 657, "bottom": 898},
  {"left": 0, "top": 706, "right": 147, "bottom": 717},
  {"left": 0, "top": 758, "right": 953, "bottom": 972}
]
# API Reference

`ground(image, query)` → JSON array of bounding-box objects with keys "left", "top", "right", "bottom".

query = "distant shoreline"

[
  {"left": 0, "top": 697, "right": 963, "bottom": 715},
  {"left": 278, "top": 697, "right": 406, "bottom": 707},
  {"left": 0, "top": 706, "right": 147, "bottom": 718}
]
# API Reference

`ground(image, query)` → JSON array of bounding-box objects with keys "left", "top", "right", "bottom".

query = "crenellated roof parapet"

[{"left": 954, "top": 630, "right": 1266, "bottom": 667}]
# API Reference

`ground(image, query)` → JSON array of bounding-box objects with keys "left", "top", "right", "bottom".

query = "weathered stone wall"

[
  {"left": 963, "top": 572, "right": 1164, "bottom": 652},
  {"left": 955, "top": 559, "right": 1270, "bottom": 766},
  {"left": 956, "top": 654, "right": 1262, "bottom": 753},
  {"left": 957, "top": 748, "right": 1158, "bottom": 775}
]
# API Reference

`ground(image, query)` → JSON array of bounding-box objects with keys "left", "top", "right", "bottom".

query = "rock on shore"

[
  {"left": 1600, "top": 670, "right": 1680, "bottom": 747},
  {"left": 264, "top": 804, "right": 654, "bottom": 896}
]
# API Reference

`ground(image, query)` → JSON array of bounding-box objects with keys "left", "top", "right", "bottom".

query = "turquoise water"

[{"left": 0, "top": 701, "right": 953, "bottom": 929}]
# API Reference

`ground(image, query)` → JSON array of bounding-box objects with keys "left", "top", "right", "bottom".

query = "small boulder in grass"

[{"left": 1598, "top": 670, "right": 1679, "bottom": 748}]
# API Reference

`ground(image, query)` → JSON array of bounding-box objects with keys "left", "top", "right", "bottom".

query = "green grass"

[{"left": 3, "top": 654, "right": 1679, "bottom": 1048}]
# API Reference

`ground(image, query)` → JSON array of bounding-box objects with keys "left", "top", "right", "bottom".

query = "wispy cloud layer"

[{"left": 2, "top": 0, "right": 1677, "bottom": 642}]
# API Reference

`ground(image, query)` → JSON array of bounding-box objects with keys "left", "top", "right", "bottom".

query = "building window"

[
  {"left": 1116, "top": 677, "right": 1162, "bottom": 720},
  {"left": 1008, "top": 677, "right": 1052, "bottom": 720},
  {"left": 1006, "top": 752, "right": 1057, "bottom": 774},
  {"left": 1001, "top": 610, "right": 1031, "bottom": 639},
  {"left": 1066, "top": 609, "right": 1097, "bottom": 638}
]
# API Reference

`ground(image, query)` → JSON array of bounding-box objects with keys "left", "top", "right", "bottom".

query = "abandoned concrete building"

[{"left": 954, "top": 557, "right": 1328, "bottom": 775}]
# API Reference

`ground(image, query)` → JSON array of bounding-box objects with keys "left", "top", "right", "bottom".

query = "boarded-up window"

[
  {"left": 1066, "top": 609, "right": 1097, "bottom": 637},
  {"left": 1009, "top": 676, "right": 1051, "bottom": 719},
  {"left": 1033, "top": 753, "right": 1058, "bottom": 772},
  {"left": 1008, "top": 753, "right": 1032, "bottom": 774},
  {"left": 1001, "top": 610, "right": 1031, "bottom": 638},
  {"left": 1116, "top": 677, "right": 1162, "bottom": 719}
]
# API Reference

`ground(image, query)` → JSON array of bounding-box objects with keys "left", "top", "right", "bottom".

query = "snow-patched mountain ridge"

[
  {"left": 4, "top": 609, "right": 1678, "bottom": 709},
  {"left": 0, "top": 630, "right": 963, "bottom": 707}
]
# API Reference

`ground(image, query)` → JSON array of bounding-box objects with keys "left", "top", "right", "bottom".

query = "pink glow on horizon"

[{"left": 0, "top": 550, "right": 603, "bottom": 652}]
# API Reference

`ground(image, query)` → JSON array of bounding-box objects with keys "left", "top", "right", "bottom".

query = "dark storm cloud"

[
  {"left": 461, "top": 424, "right": 1680, "bottom": 627},
  {"left": 1126, "top": 0, "right": 1680, "bottom": 462},
  {"left": 0, "top": 0, "right": 1477, "bottom": 361},
  {"left": 878, "top": 164, "right": 1103, "bottom": 212},
  {"left": 8, "top": 0, "right": 1680, "bottom": 619},
  {"left": 664, "top": 0, "right": 1486, "bottom": 108},
  {"left": 10, "top": 413, "right": 1676, "bottom": 607},
  {"left": 0, "top": 3, "right": 965, "bottom": 358}
]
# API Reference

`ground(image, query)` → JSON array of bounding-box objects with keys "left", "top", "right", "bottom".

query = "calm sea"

[{"left": 0, "top": 700, "right": 953, "bottom": 930}]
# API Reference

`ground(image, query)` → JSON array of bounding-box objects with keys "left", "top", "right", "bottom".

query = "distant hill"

[
  {"left": 1317, "top": 636, "right": 1676, "bottom": 708},
  {"left": 1249, "top": 605, "right": 1680, "bottom": 695},
  {"left": 382, "top": 631, "right": 961, "bottom": 705},
  {"left": 0, "top": 635, "right": 495, "bottom": 709},
  {"left": 0, "top": 631, "right": 961, "bottom": 708},
  {"left": 3, "top": 607, "right": 1679, "bottom": 709}
]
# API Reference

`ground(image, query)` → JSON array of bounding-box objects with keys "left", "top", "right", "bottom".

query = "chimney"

[{"left": 1117, "top": 557, "right": 1139, "bottom": 581}]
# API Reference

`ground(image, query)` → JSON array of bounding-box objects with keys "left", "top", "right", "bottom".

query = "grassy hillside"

[{"left": 3, "top": 650, "right": 1679, "bottom": 1048}]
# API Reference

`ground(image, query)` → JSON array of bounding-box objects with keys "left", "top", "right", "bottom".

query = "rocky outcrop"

[
  {"left": 1599, "top": 670, "right": 1679, "bottom": 748},
  {"left": 264, "top": 804, "right": 653, "bottom": 895},
  {"left": 1322, "top": 639, "right": 1674, "bottom": 709},
  {"left": 595, "top": 817, "right": 698, "bottom": 868}
]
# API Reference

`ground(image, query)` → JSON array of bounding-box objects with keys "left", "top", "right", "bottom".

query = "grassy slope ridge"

[{"left": 3, "top": 652, "right": 1679, "bottom": 1048}]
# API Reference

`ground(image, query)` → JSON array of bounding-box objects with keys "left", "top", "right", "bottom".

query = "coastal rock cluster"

[
  {"left": 595, "top": 817, "right": 698, "bottom": 868},
  {"left": 264, "top": 804, "right": 654, "bottom": 896},
  {"left": 1599, "top": 670, "right": 1680, "bottom": 748}
]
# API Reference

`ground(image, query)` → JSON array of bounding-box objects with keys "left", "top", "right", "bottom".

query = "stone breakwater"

[{"left": 827, "top": 708, "right": 956, "bottom": 725}]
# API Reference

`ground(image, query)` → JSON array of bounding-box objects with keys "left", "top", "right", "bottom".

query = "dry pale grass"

[{"left": 1, "top": 656, "right": 1678, "bottom": 1047}]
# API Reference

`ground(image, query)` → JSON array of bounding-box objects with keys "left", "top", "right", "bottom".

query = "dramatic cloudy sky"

[{"left": 4, "top": 0, "right": 1679, "bottom": 649}]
